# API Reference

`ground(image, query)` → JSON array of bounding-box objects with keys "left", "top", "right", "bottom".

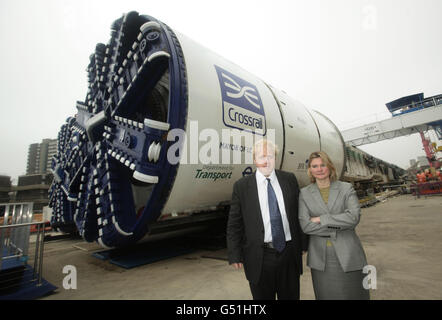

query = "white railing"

[{"left": 0, "top": 203, "right": 46, "bottom": 291}]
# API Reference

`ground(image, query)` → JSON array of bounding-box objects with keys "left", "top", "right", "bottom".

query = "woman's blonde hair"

[{"left": 307, "top": 151, "right": 337, "bottom": 183}]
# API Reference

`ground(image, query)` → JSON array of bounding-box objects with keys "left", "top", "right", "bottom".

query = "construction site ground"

[{"left": 26, "top": 194, "right": 442, "bottom": 300}]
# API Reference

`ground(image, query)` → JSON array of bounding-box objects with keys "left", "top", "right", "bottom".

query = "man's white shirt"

[{"left": 255, "top": 169, "right": 292, "bottom": 243}]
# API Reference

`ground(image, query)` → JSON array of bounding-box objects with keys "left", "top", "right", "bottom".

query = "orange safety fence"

[
  {"left": 411, "top": 181, "right": 442, "bottom": 197},
  {"left": 0, "top": 213, "right": 52, "bottom": 233}
]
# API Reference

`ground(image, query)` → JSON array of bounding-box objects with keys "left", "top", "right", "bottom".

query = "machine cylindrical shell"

[{"left": 161, "top": 32, "right": 345, "bottom": 216}]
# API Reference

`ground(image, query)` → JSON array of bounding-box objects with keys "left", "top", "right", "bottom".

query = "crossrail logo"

[{"left": 215, "top": 65, "right": 266, "bottom": 135}]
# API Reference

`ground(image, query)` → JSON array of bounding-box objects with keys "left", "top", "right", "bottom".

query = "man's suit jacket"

[
  {"left": 298, "top": 180, "right": 368, "bottom": 272},
  {"left": 227, "top": 170, "right": 308, "bottom": 284}
]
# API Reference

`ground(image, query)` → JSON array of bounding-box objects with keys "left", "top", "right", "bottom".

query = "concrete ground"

[{"left": 30, "top": 194, "right": 441, "bottom": 300}]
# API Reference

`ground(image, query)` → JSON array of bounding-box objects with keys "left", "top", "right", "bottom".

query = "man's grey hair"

[{"left": 253, "top": 139, "right": 279, "bottom": 160}]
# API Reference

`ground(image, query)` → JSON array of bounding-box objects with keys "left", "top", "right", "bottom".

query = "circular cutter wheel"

[{"left": 49, "top": 11, "right": 188, "bottom": 248}]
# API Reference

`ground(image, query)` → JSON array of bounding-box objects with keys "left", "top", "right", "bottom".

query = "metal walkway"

[{"left": 341, "top": 97, "right": 442, "bottom": 146}]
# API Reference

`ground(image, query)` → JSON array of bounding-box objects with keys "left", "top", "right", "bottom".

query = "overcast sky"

[{"left": 0, "top": 0, "right": 441, "bottom": 181}]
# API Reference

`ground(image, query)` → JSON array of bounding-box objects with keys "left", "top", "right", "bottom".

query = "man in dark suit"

[{"left": 227, "top": 139, "right": 308, "bottom": 300}]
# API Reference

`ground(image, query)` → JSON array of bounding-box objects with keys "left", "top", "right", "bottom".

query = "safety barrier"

[
  {"left": 410, "top": 181, "right": 442, "bottom": 198},
  {"left": 1, "top": 203, "right": 46, "bottom": 293}
]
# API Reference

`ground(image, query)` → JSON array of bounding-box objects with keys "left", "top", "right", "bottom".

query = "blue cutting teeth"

[{"left": 48, "top": 11, "right": 186, "bottom": 248}]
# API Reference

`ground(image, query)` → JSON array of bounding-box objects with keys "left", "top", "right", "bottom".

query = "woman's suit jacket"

[{"left": 298, "top": 180, "right": 367, "bottom": 272}]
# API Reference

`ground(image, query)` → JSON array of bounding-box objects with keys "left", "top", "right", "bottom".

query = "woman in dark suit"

[{"left": 298, "top": 151, "right": 370, "bottom": 300}]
